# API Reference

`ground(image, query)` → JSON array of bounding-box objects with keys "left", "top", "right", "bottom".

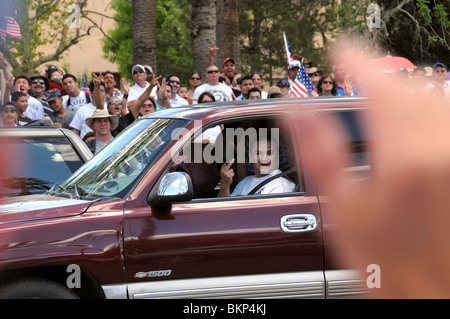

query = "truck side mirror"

[{"left": 148, "top": 171, "right": 194, "bottom": 206}]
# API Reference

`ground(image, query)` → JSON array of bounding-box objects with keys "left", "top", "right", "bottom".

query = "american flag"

[
  {"left": 81, "top": 75, "right": 91, "bottom": 94},
  {"left": 0, "top": 16, "right": 22, "bottom": 41},
  {"left": 283, "top": 32, "right": 296, "bottom": 80},
  {"left": 290, "top": 62, "right": 318, "bottom": 97},
  {"left": 80, "top": 75, "right": 92, "bottom": 100}
]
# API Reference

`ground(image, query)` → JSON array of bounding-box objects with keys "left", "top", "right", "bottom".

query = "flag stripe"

[
  {"left": 283, "top": 32, "right": 296, "bottom": 80},
  {"left": 0, "top": 16, "right": 22, "bottom": 40},
  {"left": 290, "top": 61, "right": 318, "bottom": 97}
]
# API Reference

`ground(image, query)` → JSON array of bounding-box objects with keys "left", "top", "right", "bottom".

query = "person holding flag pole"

[{"left": 283, "top": 32, "right": 318, "bottom": 97}]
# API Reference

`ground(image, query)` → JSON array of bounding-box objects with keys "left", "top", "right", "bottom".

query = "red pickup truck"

[{"left": 0, "top": 97, "right": 371, "bottom": 299}]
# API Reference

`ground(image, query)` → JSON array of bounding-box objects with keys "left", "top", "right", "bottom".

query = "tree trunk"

[
  {"left": 216, "top": 0, "right": 240, "bottom": 72},
  {"left": 132, "top": 0, "right": 157, "bottom": 74},
  {"left": 191, "top": 0, "right": 217, "bottom": 77}
]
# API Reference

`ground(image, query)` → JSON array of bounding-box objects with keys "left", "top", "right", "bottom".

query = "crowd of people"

[{"left": 0, "top": 47, "right": 449, "bottom": 154}]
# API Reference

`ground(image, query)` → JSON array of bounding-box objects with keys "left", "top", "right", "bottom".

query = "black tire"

[{"left": 0, "top": 278, "right": 79, "bottom": 299}]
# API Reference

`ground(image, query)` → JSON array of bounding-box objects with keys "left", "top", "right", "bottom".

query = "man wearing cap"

[
  {"left": 84, "top": 108, "right": 119, "bottom": 155},
  {"left": 424, "top": 62, "right": 450, "bottom": 98},
  {"left": 69, "top": 79, "right": 107, "bottom": 139},
  {"left": 276, "top": 79, "right": 291, "bottom": 98},
  {"left": 128, "top": 64, "right": 153, "bottom": 104},
  {"left": 307, "top": 67, "right": 322, "bottom": 88},
  {"left": 287, "top": 60, "right": 301, "bottom": 89},
  {"left": 47, "top": 88, "right": 76, "bottom": 129},
  {"left": 221, "top": 57, "right": 242, "bottom": 97},
  {"left": 29, "top": 74, "right": 52, "bottom": 116},
  {"left": 267, "top": 86, "right": 282, "bottom": 99}
]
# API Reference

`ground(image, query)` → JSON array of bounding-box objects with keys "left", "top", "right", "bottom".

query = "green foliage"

[
  {"left": 102, "top": 0, "right": 193, "bottom": 83},
  {"left": 417, "top": 0, "right": 432, "bottom": 25},
  {"left": 416, "top": 0, "right": 450, "bottom": 53},
  {"left": 101, "top": 0, "right": 133, "bottom": 79}
]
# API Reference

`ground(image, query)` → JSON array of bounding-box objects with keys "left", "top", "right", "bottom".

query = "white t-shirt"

[
  {"left": 64, "top": 91, "right": 90, "bottom": 112},
  {"left": 192, "top": 83, "right": 234, "bottom": 104},
  {"left": 170, "top": 94, "right": 189, "bottom": 107},
  {"left": 231, "top": 169, "right": 296, "bottom": 196},
  {"left": 128, "top": 82, "right": 150, "bottom": 103},
  {"left": 261, "top": 91, "right": 268, "bottom": 99},
  {"left": 69, "top": 102, "right": 97, "bottom": 139},
  {"left": 424, "top": 80, "right": 450, "bottom": 98},
  {"left": 24, "top": 95, "right": 45, "bottom": 121}
]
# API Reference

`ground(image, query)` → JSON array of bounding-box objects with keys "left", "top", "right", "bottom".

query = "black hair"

[
  {"left": 11, "top": 91, "right": 27, "bottom": 103},
  {"left": 247, "top": 87, "right": 262, "bottom": 99},
  {"left": 198, "top": 92, "right": 215, "bottom": 103},
  {"left": 62, "top": 74, "right": 78, "bottom": 83},
  {"left": 88, "top": 80, "right": 106, "bottom": 93},
  {"left": 14, "top": 75, "right": 31, "bottom": 86}
]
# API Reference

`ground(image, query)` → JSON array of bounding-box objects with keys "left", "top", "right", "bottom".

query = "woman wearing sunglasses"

[{"left": 317, "top": 74, "right": 338, "bottom": 97}]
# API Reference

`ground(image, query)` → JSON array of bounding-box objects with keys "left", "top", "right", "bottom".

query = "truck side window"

[{"left": 170, "top": 116, "right": 301, "bottom": 199}]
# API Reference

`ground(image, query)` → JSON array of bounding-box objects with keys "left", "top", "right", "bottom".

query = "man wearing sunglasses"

[
  {"left": 192, "top": 65, "right": 234, "bottom": 103},
  {"left": 128, "top": 64, "right": 153, "bottom": 105},
  {"left": 425, "top": 62, "right": 450, "bottom": 98}
]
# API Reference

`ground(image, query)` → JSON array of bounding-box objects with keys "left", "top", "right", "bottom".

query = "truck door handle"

[{"left": 280, "top": 214, "right": 317, "bottom": 233}]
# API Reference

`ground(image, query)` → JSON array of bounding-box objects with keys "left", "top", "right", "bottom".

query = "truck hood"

[{"left": 0, "top": 194, "right": 92, "bottom": 224}]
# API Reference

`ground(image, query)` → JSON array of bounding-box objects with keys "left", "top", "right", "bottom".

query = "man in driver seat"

[{"left": 218, "top": 134, "right": 296, "bottom": 197}]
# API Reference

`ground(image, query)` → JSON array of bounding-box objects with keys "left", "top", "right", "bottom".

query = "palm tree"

[
  {"left": 191, "top": 0, "right": 217, "bottom": 77},
  {"left": 132, "top": 0, "right": 157, "bottom": 73},
  {"left": 216, "top": 0, "right": 240, "bottom": 72}
]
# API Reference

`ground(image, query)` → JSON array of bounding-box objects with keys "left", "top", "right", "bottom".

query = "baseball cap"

[
  {"left": 268, "top": 86, "right": 282, "bottom": 97},
  {"left": 276, "top": 79, "right": 290, "bottom": 88},
  {"left": 142, "top": 65, "right": 153, "bottom": 75},
  {"left": 132, "top": 64, "right": 146, "bottom": 75},
  {"left": 432, "top": 62, "right": 447, "bottom": 70},
  {"left": 223, "top": 58, "right": 235, "bottom": 66},
  {"left": 46, "top": 88, "right": 62, "bottom": 102},
  {"left": 288, "top": 60, "right": 301, "bottom": 70}
]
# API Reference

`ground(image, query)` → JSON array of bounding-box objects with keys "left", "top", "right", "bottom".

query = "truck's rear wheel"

[{"left": 0, "top": 278, "right": 79, "bottom": 299}]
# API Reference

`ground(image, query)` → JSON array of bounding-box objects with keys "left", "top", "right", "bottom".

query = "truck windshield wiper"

[{"left": 45, "top": 183, "right": 89, "bottom": 200}]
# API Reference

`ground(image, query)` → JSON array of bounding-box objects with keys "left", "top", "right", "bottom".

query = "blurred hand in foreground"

[{"left": 298, "top": 41, "right": 450, "bottom": 298}]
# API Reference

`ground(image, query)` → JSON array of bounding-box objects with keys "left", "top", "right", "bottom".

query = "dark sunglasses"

[
  {"left": 168, "top": 80, "right": 181, "bottom": 85},
  {"left": 322, "top": 81, "right": 333, "bottom": 85},
  {"left": 190, "top": 77, "right": 201, "bottom": 80},
  {"left": 133, "top": 69, "right": 146, "bottom": 75},
  {"left": 141, "top": 103, "right": 154, "bottom": 108},
  {"left": 308, "top": 72, "right": 320, "bottom": 77},
  {"left": 52, "top": 75, "right": 63, "bottom": 80},
  {"left": 2, "top": 107, "right": 16, "bottom": 113},
  {"left": 32, "top": 80, "right": 46, "bottom": 85},
  {"left": 108, "top": 101, "right": 123, "bottom": 106},
  {"left": 207, "top": 70, "right": 219, "bottom": 74}
]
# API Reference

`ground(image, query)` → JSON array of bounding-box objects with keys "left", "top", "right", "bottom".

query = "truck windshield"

[{"left": 58, "top": 118, "right": 189, "bottom": 199}]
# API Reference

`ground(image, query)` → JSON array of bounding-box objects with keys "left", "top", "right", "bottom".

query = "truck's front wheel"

[{"left": 0, "top": 278, "right": 79, "bottom": 299}]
